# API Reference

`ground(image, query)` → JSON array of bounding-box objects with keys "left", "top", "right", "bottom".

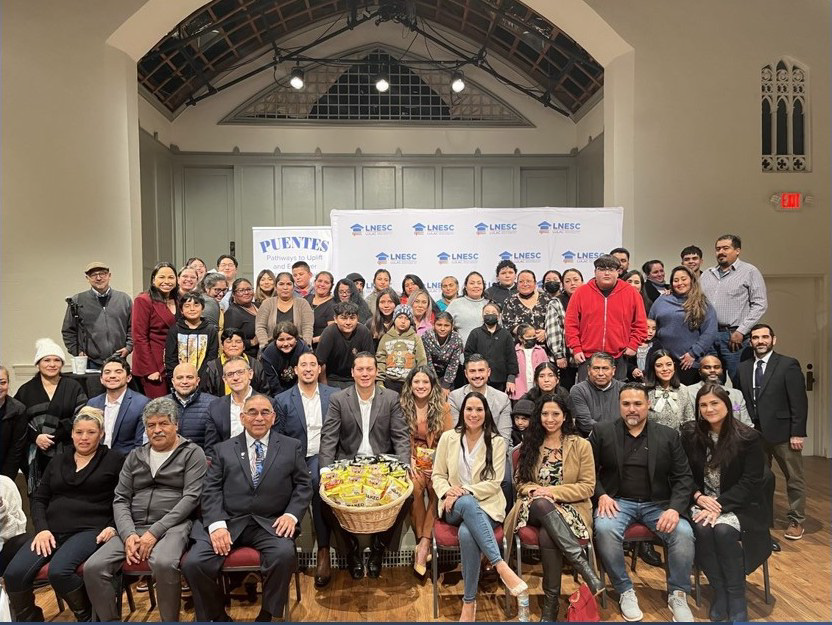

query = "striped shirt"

[{"left": 699, "top": 259, "right": 768, "bottom": 335}]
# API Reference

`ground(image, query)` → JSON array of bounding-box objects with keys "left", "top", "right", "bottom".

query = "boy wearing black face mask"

[{"left": 463, "top": 301, "right": 518, "bottom": 394}]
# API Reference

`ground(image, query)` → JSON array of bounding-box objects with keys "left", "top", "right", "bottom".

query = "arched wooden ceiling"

[{"left": 137, "top": 0, "right": 604, "bottom": 116}]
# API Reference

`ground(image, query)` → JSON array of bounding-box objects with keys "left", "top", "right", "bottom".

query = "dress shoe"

[
  {"left": 639, "top": 542, "right": 663, "bottom": 567},
  {"left": 255, "top": 609, "right": 273, "bottom": 622},
  {"left": 367, "top": 547, "right": 384, "bottom": 578},
  {"left": 771, "top": 538, "right": 781, "bottom": 552},
  {"left": 315, "top": 546, "right": 332, "bottom": 588}
]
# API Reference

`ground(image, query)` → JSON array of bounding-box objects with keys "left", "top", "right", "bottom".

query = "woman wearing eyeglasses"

[{"left": 224, "top": 278, "right": 260, "bottom": 358}]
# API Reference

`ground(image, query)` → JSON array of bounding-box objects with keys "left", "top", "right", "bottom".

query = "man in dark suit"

[
  {"left": 204, "top": 357, "right": 276, "bottom": 459},
  {"left": 590, "top": 383, "right": 696, "bottom": 623},
  {"left": 318, "top": 352, "right": 411, "bottom": 579},
  {"left": 737, "top": 323, "right": 808, "bottom": 540},
  {"left": 86, "top": 355, "right": 147, "bottom": 455},
  {"left": 182, "top": 394, "right": 312, "bottom": 622},
  {"left": 275, "top": 351, "right": 338, "bottom": 587}
]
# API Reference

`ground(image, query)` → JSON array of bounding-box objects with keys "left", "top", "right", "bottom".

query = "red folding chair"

[
  {"left": 219, "top": 546, "right": 301, "bottom": 620},
  {"left": 431, "top": 518, "right": 510, "bottom": 619}
]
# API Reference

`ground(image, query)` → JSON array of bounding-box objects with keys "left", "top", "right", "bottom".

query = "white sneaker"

[
  {"left": 619, "top": 588, "right": 644, "bottom": 621},
  {"left": 668, "top": 590, "right": 695, "bottom": 622}
]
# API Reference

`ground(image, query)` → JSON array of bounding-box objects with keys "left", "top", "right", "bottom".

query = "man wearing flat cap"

[{"left": 61, "top": 261, "right": 133, "bottom": 370}]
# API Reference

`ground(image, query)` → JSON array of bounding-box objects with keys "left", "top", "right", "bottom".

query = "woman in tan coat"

[
  {"left": 432, "top": 391, "right": 527, "bottom": 622},
  {"left": 254, "top": 271, "right": 314, "bottom": 347},
  {"left": 505, "top": 394, "right": 603, "bottom": 621},
  {"left": 400, "top": 365, "right": 453, "bottom": 577}
]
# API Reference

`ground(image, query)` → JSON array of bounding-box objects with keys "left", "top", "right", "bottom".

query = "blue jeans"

[
  {"left": 594, "top": 499, "right": 695, "bottom": 595},
  {"left": 713, "top": 330, "right": 750, "bottom": 386},
  {"left": 444, "top": 495, "right": 502, "bottom": 603}
]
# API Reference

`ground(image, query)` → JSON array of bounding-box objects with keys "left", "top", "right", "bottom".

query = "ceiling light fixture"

[
  {"left": 374, "top": 69, "right": 390, "bottom": 92},
  {"left": 289, "top": 67, "right": 304, "bottom": 90},
  {"left": 451, "top": 71, "right": 465, "bottom": 93}
]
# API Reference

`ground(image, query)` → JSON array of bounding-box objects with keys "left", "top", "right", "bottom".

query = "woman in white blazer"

[{"left": 432, "top": 391, "right": 527, "bottom": 621}]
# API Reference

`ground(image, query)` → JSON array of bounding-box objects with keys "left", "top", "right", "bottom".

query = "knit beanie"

[
  {"left": 511, "top": 399, "right": 535, "bottom": 418},
  {"left": 392, "top": 304, "right": 415, "bottom": 327},
  {"left": 34, "top": 338, "right": 66, "bottom": 365}
]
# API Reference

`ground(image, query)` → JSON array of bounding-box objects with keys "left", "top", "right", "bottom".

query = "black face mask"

[
  {"left": 543, "top": 281, "right": 561, "bottom": 295},
  {"left": 483, "top": 314, "right": 499, "bottom": 326},
  {"left": 523, "top": 339, "right": 536, "bottom": 348}
]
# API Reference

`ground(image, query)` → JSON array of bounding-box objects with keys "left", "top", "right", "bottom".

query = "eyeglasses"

[
  {"left": 87, "top": 271, "right": 108, "bottom": 279},
  {"left": 244, "top": 408, "right": 275, "bottom": 417},
  {"left": 223, "top": 369, "right": 250, "bottom": 379},
  {"left": 210, "top": 288, "right": 229, "bottom": 295},
  {"left": 235, "top": 288, "right": 254, "bottom": 294}
]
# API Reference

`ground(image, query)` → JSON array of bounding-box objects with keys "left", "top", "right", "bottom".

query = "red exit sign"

[{"left": 780, "top": 192, "right": 802, "bottom": 210}]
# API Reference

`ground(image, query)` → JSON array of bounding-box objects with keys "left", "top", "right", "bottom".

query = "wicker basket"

[{"left": 320, "top": 479, "right": 414, "bottom": 534}]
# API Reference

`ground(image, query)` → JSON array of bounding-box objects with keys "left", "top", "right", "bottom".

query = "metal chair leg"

[
  {"left": 515, "top": 536, "right": 522, "bottom": 577},
  {"left": 125, "top": 577, "right": 136, "bottom": 612},
  {"left": 147, "top": 577, "right": 156, "bottom": 610},
  {"left": 432, "top": 536, "right": 439, "bottom": 619},
  {"left": 693, "top": 565, "right": 701, "bottom": 607},
  {"left": 596, "top": 549, "right": 607, "bottom": 609},
  {"left": 763, "top": 560, "right": 771, "bottom": 604},
  {"left": 502, "top": 535, "right": 510, "bottom": 618}
]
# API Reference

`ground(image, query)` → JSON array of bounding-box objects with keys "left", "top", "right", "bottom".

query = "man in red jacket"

[{"left": 564, "top": 254, "right": 647, "bottom": 382}]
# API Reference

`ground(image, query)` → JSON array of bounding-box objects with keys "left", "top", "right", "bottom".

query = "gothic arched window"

[{"left": 761, "top": 58, "right": 809, "bottom": 172}]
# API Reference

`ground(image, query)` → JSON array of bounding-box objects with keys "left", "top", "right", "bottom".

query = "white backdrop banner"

[
  {"left": 252, "top": 226, "right": 333, "bottom": 277},
  {"left": 330, "top": 208, "right": 623, "bottom": 296}
]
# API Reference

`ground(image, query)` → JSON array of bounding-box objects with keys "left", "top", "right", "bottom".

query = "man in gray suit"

[
  {"left": 182, "top": 394, "right": 312, "bottom": 622},
  {"left": 318, "top": 352, "right": 411, "bottom": 580}
]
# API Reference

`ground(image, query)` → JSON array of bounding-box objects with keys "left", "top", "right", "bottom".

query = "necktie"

[
  {"left": 252, "top": 440, "right": 264, "bottom": 487},
  {"left": 754, "top": 360, "right": 764, "bottom": 403}
]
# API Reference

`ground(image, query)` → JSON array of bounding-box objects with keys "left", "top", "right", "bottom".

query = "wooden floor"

[{"left": 33, "top": 457, "right": 831, "bottom": 622}]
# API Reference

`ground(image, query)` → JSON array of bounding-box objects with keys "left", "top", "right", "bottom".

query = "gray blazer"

[
  {"left": 448, "top": 384, "right": 512, "bottom": 442},
  {"left": 318, "top": 385, "right": 410, "bottom": 469}
]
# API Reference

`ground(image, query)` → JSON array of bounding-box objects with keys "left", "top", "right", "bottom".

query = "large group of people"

[{"left": 0, "top": 232, "right": 809, "bottom": 623}]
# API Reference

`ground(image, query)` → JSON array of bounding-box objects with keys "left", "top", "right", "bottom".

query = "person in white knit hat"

[{"left": 12, "top": 338, "right": 87, "bottom": 493}]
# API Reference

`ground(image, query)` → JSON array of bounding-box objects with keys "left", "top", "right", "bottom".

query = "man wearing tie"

[
  {"left": 737, "top": 323, "right": 808, "bottom": 541},
  {"left": 182, "top": 394, "right": 312, "bottom": 622},
  {"left": 318, "top": 352, "right": 411, "bottom": 580},
  {"left": 275, "top": 351, "right": 338, "bottom": 587}
]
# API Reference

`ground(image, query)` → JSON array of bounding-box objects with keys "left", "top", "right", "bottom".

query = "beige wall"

[{"left": 1, "top": 0, "right": 147, "bottom": 387}]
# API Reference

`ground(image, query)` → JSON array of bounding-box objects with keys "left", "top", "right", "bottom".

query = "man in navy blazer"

[
  {"left": 182, "top": 394, "right": 312, "bottom": 622},
  {"left": 275, "top": 352, "right": 338, "bottom": 587},
  {"left": 737, "top": 323, "right": 808, "bottom": 540},
  {"left": 86, "top": 355, "right": 147, "bottom": 454},
  {"left": 204, "top": 357, "right": 276, "bottom": 459}
]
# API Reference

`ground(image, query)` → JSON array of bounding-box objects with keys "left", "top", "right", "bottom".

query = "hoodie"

[
  {"left": 164, "top": 317, "right": 219, "bottom": 380},
  {"left": 376, "top": 325, "right": 427, "bottom": 383}
]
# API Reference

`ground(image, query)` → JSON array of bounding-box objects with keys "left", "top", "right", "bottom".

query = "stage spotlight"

[
  {"left": 451, "top": 71, "right": 465, "bottom": 93},
  {"left": 375, "top": 70, "right": 390, "bottom": 92},
  {"left": 289, "top": 67, "right": 304, "bottom": 90}
]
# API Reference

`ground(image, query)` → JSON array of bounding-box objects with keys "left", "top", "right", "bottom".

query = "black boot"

[
  {"left": 7, "top": 589, "right": 45, "bottom": 622},
  {"left": 540, "top": 510, "right": 603, "bottom": 595},
  {"left": 60, "top": 585, "right": 93, "bottom": 622},
  {"left": 539, "top": 546, "right": 563, "bottom": 622}
]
